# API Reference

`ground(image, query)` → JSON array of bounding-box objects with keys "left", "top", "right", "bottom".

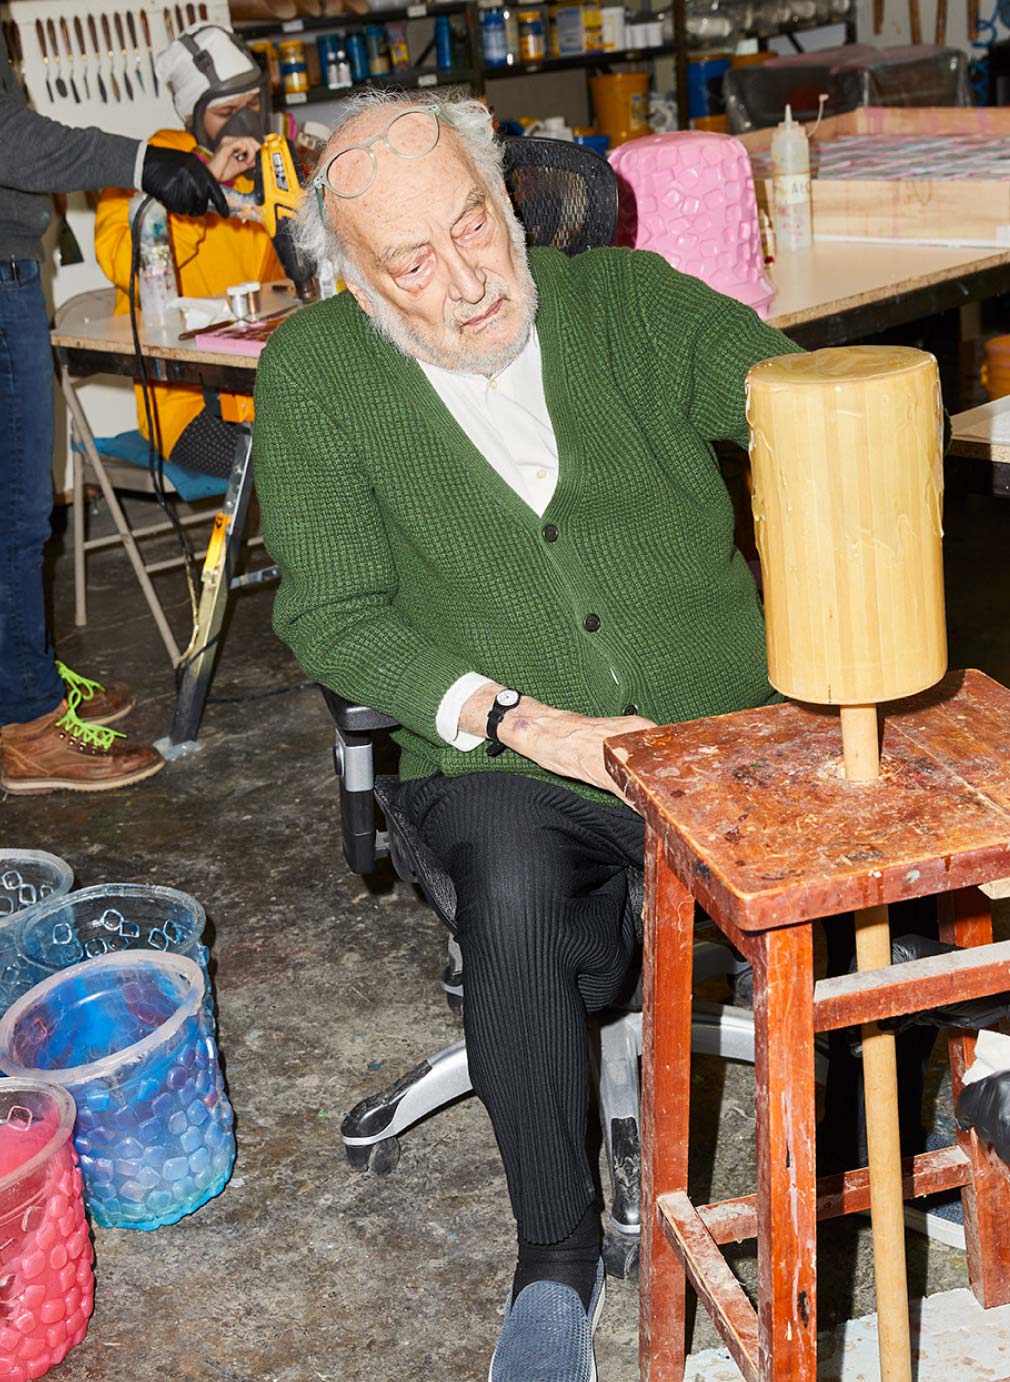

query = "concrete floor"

[{"left": 3, "top": 479, "right": 1010, "bottom": 1381}]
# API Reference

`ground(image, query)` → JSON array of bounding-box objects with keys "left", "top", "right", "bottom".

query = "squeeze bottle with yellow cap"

[{"left": 771, "top": 104, "right": 812, "bottom": 252}]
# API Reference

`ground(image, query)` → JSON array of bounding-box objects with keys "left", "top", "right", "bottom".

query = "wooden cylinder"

[{"left": 746, "top": 345, "right": 946, "bottom": 706}]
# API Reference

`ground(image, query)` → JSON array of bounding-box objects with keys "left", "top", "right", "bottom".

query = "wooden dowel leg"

[
  {"left": 854, "top": 906, "right": 913, "bottom": 1382},
  {"left": 841, "top": 706, "right": 912, "bottom": 1382}
]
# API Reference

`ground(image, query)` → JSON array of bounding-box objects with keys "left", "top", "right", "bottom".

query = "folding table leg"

[
  {"left": 163, "top": 427, "right": 254, "bottom": 753},
  {"left": 71, "top": 425, "right": 86, "bottom": 628},
  {"left": 751, "top": 923, "right": 817, "bottom": 1380},
  {"left": 61, "top": 368, "right": 180, "bottom": 664},
  {"left": 640, "top": 831, "right": 696, "bottom": 1382},
  {"left": 939, "top": 887, "right": 1010, "bottom": 1308}
]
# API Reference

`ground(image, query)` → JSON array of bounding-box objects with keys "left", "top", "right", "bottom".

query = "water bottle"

[{"left": 130, "top": 194, "right": 176, "bottom": 327}]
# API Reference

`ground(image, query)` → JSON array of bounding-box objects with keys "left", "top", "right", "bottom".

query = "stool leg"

[
  {"left": 939, "top": 887, "right": 1010, "bottom": 1308},
  {"left": 752, "top": 924, "right": 817, "bottom": 1381},
  {"left": 640, "top": 831, "right": 696, "bottom": 1382}
]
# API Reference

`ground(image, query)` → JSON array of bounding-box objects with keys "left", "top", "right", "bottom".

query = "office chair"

[{"left": 329, "top": 137, "right": 758, "bottom": 1279}]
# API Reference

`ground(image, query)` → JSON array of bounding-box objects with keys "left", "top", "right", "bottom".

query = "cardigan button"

[
  {"left": 542, "top": 524, "right": 559, "bottom": 543},
  {"left": 622, "top": 703, "right": 639, "bottom": 716},
  {"left": 583, "top": 613, "right": 601, "bottom": 633}
]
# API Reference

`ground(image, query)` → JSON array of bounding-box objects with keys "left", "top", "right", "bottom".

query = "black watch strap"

[{"left": 486, "top": 690, "right": 522, "bottom": 758}]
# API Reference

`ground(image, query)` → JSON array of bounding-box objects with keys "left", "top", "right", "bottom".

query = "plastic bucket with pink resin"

[{"left": 0, "top": 1081, "right": 92, "bottom": 1380}]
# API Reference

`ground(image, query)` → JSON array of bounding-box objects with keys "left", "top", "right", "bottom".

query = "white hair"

[{"left": 294, "top": 89, "right": 507, "bottom": 286}]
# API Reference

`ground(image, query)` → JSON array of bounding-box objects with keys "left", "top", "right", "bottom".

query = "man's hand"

[
  {"left": 206, "top": 136, "right": 261, "bottom": 187},
  {"left": 141, "top": 145, "right": 229, "bottom": 218},
  {"left": 459, "top": 684, "right": 655, "bottom": 806}
]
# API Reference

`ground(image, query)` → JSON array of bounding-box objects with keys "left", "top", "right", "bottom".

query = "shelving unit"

[
  {"left": 234, "top": 0, "right": 855, "bottom": 132},
  {"left": 482, "top": 41, "right": 677, "bottom": 79}
]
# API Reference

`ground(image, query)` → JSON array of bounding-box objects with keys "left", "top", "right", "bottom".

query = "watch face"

[{"left": 497, "top": 689, "right": 520, "bottom": 708}]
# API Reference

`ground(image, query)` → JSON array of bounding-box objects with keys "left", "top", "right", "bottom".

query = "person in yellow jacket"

[{"left": 95, "top": 24, "right": 282, "bottom": 472}]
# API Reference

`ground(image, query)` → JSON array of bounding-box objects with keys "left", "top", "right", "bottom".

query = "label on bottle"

[{"left": 773, "top": 173, "right": 810, "bottom": 207}]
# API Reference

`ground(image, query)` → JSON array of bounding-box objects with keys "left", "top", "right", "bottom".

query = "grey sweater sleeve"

[{"left": 0, "top": 90, "right": 141, "bottom": 195}]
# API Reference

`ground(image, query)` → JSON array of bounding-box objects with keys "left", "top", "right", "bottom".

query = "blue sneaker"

[{"left": 489, "top": 1259, "right": 606, "bottom": 1381}]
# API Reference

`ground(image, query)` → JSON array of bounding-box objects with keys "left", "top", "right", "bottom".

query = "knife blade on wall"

[
  {"left": 140, "top": 11, "right": 158, "bottom": 92},
  {"left": 100, "top": 14, "right": 121, "bottom": 101},
  {"left": 34, "top": 19, "right": 53, "bottom": 102},
  {"left": 59, "top": 18, "right": 81, "bottom": 103},
  {"left": 113, "top": 13, "right": 133, "bottom": 99},
  {"left": 45, "top": 18, "right": 67, "bottom": 98},
  {"left": 73, "top": 17, "right": 91, "bottom": 99},
  {"left": 87, "top": 16, "right": 108, "bottom": 102},
  {"left": 126, "top": 12, "right": 144, "bottom": 91}
]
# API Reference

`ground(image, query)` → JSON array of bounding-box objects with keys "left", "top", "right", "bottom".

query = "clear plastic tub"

[
  {"left": 0, "top": 853, "right": 74, "bottom": 1018},
  {"left": 13, "top": 884, "right": 211, "bottom": 1022},
  {"left": 0, "top": 953, "right": 235, "bottom": 1231},
  {"left": 0, "top": 1080, "right": 93, "bottom": 1378},
  {"left": 0, "top": 854, "right": 73, "bottom": 924}
]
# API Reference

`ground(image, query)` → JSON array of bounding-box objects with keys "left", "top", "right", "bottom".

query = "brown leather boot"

[
  {"left": 55, "top": 662, "right": 134, "bottom": 725},
  {"left": 0, "top": 697, "right": 164, "bottom": 795}
]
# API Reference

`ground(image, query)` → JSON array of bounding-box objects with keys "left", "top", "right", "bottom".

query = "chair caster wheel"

[
  {"left": 344, "top": 1137, "right": 401, "bottom": 1174},
  {"left": 602, "top": 1230, "right": 640, "bottom": 1281}
]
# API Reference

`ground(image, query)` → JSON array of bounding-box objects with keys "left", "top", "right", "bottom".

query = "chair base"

[{"left": 340, "top": 987, "right": 763, "bottom": 1279}]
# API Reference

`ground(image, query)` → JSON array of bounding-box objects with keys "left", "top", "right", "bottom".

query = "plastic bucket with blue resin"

[{"left": 0, "top": 953, "right": 235, "bottom": 1230}]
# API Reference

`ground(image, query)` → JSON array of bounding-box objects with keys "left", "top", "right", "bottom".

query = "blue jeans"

[{"left": 0, "top": 259, "right": 64, "bottom": 725}]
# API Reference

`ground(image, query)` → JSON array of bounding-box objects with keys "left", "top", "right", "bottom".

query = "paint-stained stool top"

[{"left": 606, "top": 669, "right": 1010, "bottom": 931}]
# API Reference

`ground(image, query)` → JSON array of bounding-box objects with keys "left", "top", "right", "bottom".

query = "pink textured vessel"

[
  {"left": 0, "top": 1083, "right": 93, "bottom": 1381},
  {"left": 609, "top": 131, "right": 775, "bottom": 319}
]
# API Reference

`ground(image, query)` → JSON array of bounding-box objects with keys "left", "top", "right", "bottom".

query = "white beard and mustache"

[{"left": 357, "top": 194, "right": 539, "bottom": 376}]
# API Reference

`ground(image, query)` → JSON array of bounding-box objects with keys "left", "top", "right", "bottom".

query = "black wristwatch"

[{"left": 486, "top": 688, "right": 523, "bottom": 757}]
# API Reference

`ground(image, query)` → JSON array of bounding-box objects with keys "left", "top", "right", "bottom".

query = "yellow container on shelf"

[
  {"left": 582, "top": 1, "right": 603, "bottom": 51},
  {"left": 590, "top": 70, "right": 650, "bottom": 146},
  {"left": 518, "top": 7, "right": 547, "bottom": 60},
  {"left": 278, "top": 39, "right": 309, "bottom": 96}
]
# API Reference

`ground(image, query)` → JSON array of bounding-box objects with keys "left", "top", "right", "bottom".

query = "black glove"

[
  {"left": 957, "top": 1071, "right": 1010, "bottom": 1166},
  {"left": 140, "top": 145, "right": 229, "bottom": 219}
]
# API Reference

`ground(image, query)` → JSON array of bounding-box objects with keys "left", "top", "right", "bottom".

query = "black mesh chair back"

[{"left": 501, "top": 135, "right": 619, "bottom": 255}]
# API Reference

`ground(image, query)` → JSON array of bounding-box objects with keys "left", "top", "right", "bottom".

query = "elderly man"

[{"left": 253, "top": 91, "right": 800, "bottom": 1378}]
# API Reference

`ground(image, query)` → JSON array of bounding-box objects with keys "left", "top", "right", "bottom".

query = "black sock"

[{"left": 512, "top": 1203, "right": 602, "bottom": 1313}]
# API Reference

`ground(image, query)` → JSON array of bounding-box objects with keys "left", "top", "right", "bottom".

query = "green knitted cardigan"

[{"left": 253, "top": 246, "right": 802, "bottom": 804}]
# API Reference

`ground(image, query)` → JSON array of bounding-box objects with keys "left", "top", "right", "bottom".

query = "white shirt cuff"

[
  {"left": 134, "top": 142, "right": 149, "bottom": 191},
  {"left": 436, "top": 673, "right": 494, "bottom": 750}
]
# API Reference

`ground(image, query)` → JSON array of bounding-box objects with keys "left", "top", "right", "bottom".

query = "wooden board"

[{"left": 740, "top": 107, "right": 1010, "bottom": 247}]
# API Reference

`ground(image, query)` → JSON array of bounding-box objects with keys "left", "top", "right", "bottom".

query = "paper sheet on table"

[{"left": 169, "top": 297, "right": 231, "bottom": 332}]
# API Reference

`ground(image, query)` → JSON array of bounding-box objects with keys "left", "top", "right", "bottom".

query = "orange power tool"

[{"left": 252, "top": 132, "right": 316, "bottom": 300}]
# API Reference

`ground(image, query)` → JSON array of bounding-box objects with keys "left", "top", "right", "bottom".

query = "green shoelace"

[
  {"left": 55, "top": 660, "right": 106, "bottom": 704},
  {"left": 55, "top": 691, "right": 125, "bottom": 752}
]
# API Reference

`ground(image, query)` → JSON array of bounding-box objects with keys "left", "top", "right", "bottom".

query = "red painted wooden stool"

[{"left": 606, "top": 669, "right": 1010, "bottom": 1382}]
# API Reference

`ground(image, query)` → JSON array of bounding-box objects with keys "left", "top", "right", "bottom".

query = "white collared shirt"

[{"left": 418, "top": 327, "right": 558, "bottom": 749}]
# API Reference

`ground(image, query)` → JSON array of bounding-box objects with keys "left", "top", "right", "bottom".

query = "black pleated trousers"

[
  {"left": 396, "top": 769, "right": 938, "bottom": 1247},
  {"left": 397, "top": 771, "right": 645, "bottom": 1245}
]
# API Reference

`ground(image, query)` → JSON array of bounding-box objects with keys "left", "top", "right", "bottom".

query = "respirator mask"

[{"left": 180, "top": 27, "right": 271, "bottom": 153}]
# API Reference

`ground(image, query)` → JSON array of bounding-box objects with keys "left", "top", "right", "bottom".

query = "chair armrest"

[{"left": 319, "top": 686, "right": 400, "bottom": 733}]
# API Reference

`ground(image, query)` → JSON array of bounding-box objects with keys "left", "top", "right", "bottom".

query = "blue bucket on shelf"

[{"left": 0, "top": 952, "right": 235, "bottom": 1230}]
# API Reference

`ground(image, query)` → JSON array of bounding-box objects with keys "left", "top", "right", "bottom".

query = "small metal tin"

[{"left": 226, "top": 281, "right": 261, "bottom": 321}]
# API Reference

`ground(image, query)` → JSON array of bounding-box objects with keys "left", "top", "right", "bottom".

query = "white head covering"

[{"left": 155, "top": 23, "right": 262, "bottom": 122}]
